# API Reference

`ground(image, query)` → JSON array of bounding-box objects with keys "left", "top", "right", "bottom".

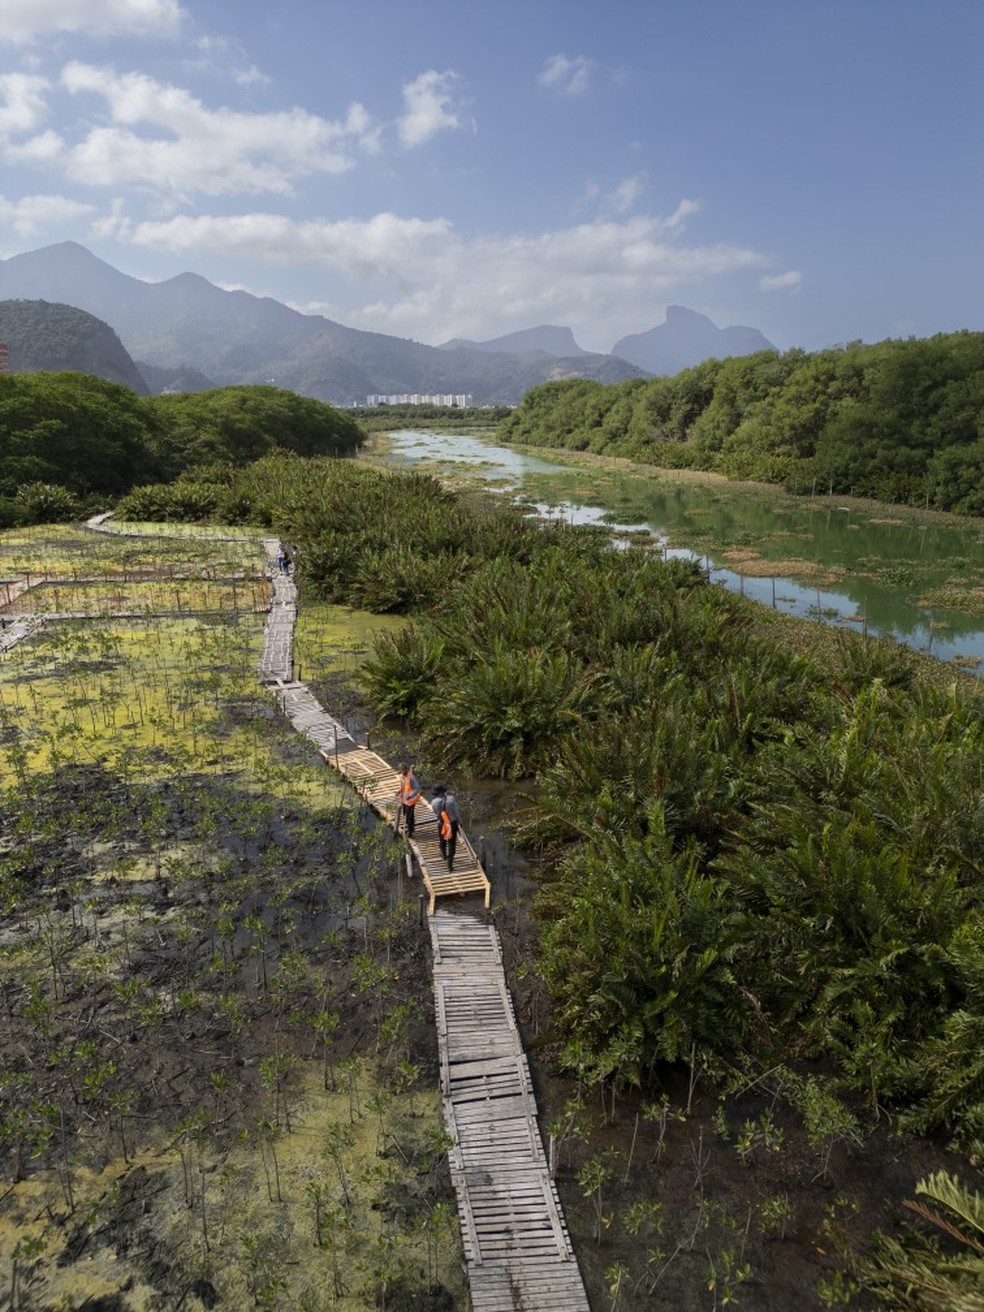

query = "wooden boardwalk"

[
  {"left": 258, "top": 546, "right": 490, "bottom": 913},
  {"left": 255, "top": 545, "right": 587, "bottom": 1306},
  {"left": 61, "top": 523, "right": 586, "bottom": 1309},
  {"left": 431, "top": 911, "right": 590, "bottom": 1310}
]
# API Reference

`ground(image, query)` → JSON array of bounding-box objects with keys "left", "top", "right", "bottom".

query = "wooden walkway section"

[
  {"left": 257, "top": 544, "right": 489, "bottom": 913},
  {"left": 431, "top": 910, "right": 590, "bottom": 1310},
  {"left": 63, "top": 521, "right": 585, "bottom": 1308}
]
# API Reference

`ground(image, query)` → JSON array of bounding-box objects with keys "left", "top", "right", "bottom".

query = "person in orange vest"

[
  {"left": 396, "top": 764, "right": 421, "bottom": 838},
  {"left": 431, "top": 782, "right": 460, "bottom": 872}
]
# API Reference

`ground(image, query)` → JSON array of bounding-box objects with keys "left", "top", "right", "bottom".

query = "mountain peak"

[
  {"left": 439, "top": 325, "right": 588, "bottom": 357},
  {"left": 612, "top": 308, "right": 775, "bottom": 375}
]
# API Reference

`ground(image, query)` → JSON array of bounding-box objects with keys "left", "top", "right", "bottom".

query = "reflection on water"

[{"left": 373, "top": 430, "right": 984, "bottom": 675}]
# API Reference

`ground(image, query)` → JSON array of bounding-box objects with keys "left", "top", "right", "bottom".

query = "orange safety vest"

[
  {"left": 438, "top": 806, "right": 452, "bottom": 840},
  {"left": 398, "top": 772, "right": 420, "bottom": 806}
]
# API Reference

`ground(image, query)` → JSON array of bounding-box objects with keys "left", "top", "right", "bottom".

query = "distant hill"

[
  {"left": 439, "top": 325, "right": 590, "bottom": 357},
  {"left": 137, "top": 361, "right": 216, "bottom": 394},
  {"left": 0, "top": 298, "right": 148, "bottom": 394},
  {"left": 612, "top": 305, "right": 775, "bottom": 375},
  {"left": 0, "top": 244, "right": 644, "bottom": 406}
]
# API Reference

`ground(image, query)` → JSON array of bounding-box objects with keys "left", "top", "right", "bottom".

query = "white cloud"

[
  {"left": 108, "top": 203, "right": 768, "bottom": 349},
  {"left": 0, "top": 192, "right": 95, "bottom": 235},
  {"left": 102, "top": 211, "right": 453, "bottom": 273},
  {"left": 190, "top": 35, "right": 271, "bottom": 89},
  {"left": 0, "top": 73, "right": 50, "bottom": 137},
  {"left": 537, "top": 54, "right": 595, "bottom": 96},
  {"left": 759, "top": 270, "right": 802, "bottom": 292},
  {"left": 6, "top": 130, "right": 64, "bottom": 163},
  {"left": 0, "top": 0, "right": 185, "bottom": 44},
  {"left": 397, "top": 70, "right": 465, "bottom": 147},
  {"left": 59, "top": 62, "right": 380, "bottom": 200},
  {"left": 604, "top": 173, "right": 645, "bottom": 214},
  {"left": 232, "top": 65, "right": 271, "bottom": 89}
]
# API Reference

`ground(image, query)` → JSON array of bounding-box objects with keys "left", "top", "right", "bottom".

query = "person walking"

[
  {"left": 432, "top": 782, "right": 460, "bottom": 871},
  {"left": 396, "top": 764, "right": 421, "bottom": 838},
  {"left": 276, "top": 544, "right": 291, "bottom": 575}
]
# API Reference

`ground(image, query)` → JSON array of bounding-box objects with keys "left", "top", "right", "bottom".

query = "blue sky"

[{"left": 1, "top": 0, "right": 981, "bottom": 354}]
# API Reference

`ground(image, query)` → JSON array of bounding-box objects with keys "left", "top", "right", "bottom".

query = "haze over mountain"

[
  {"left": 0, "top": 244, "right": 646, "bottom": 406},
  {"left": 613, "top": 306, "right": 775, "bottom": 376},
  {"left": 0, "top": 244, "right": 776, "bottom": 404},
  {"left": 439, "top": 326, "right": 590, "bottom": 358},
  {"left": 0, "top": 300, "right": 149, "bottom": 395}
]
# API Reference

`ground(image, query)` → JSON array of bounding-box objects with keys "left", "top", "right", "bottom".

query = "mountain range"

[{"left": 0, "top": 242, "right": 775, "bottom": 404}]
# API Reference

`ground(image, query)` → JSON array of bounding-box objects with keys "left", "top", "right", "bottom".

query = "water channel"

[{"left": 371, "top": 428, "right": 984, "bottom": 675}]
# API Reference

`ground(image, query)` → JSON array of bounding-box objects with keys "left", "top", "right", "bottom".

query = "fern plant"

[{"left": 862, "top": 1167, "right": 984, "bottom": 1311}]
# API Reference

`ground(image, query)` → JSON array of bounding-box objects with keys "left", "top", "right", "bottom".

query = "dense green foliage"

[
  {"left": 0, "top": 372, "right": 157, "bottom": 497},
  {"left": 0, "top": 374, "right": 364, "bottom": 523},
  {"left": 195, "top": 456, "right": 984, "bottom": 1149},
  {"left": 0, "top": 298, "right": 148, "bottom": 393},
  {"left": 499, "top": 332, "right": 984, "bottom": 512}
]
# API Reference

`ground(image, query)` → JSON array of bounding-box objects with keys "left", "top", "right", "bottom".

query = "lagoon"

[{"left": 371, "top": 429, "right": 984, "bottom": 674}]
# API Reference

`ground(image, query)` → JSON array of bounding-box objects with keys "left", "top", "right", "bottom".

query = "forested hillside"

[
  {"left": 498, "top": 332, "right": 984, "bottom": 514},
  {"left": 0, "top": 299, "right": 148, "bottom": 394},
  {"left": 0, "top": 374, "right": 364, "bottom": 523}
]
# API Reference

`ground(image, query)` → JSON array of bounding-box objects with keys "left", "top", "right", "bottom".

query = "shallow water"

[{"left": 373, "top": 430, "right": 984, "bottom": 675}]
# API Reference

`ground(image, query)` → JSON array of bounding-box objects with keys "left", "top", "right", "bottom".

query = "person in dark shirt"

[{"left": 431, "top": 782, "right": 460, "bottom": 871}]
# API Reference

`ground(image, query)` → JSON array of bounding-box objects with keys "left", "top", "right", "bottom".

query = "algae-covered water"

[{"left": 371, "top": 430, "right": 984, "bottom": 674}]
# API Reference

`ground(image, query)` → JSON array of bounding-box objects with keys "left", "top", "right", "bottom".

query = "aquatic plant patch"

[{"left": 3, "top": 576, "right": 269, "bottom": 616}]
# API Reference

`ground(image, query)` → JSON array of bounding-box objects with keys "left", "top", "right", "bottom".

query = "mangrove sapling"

[
  {"left": 378, "top": 999, "right": 421, "bottom": 1067},
  {"left": 578, "top": 1147, "right": 620, "bottom": 1244},
  {"left": 311, "top": 1005, "right": 341, "bottom": 1090},
  {"left": 689, "top": 1127, "right": 712, "bottom": 1192},
  {"left": 758, "top": 1194, "right": 794, "bottom": 1241},
  {"left": 734, "top": 1108, "right": 785, "bottom": 1167},
  {"left": 366, "top": 1087, "right": 392, "bottom": 1153},
  {"left": 256, "top": 1117, "right": 283, "bottom": 1203},
  {"left": 642, "top": 1093, "right": 685, "bottom": 1167},
  {"left": 705, "top": 1246, "right": 753, "bottom": 1311},
  {"left": 259, "top": 1049, "right": 298, "bottom": 1133},
  {"left": 240, "top": 1232, "right": 288, "bottom": 1310},
  {"left": 790, "top": 1076, "right": 864, "bottom": 1182},
  {"left": 8, "top": 1234, "right": 47, "bottom": 1312},
  {"left": 322, "top": 1121, "right": 355, "bottom": 1207},
  {"left": 547, "top": 1095, "right": 590, "bottom": 1176},
  {"left": 337, "top": 1056, "right": 363, "bottom": 1122},
  {"left": 175, "top": 1109, "right": 211, "bottom": 1209},
  {"left": 606, "top": 1259, "right": 629, "bottom": 1311}
]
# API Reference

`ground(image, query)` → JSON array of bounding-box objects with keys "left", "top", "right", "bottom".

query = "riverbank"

[{"left": 504, "top": 441, "right": 984, "bottom": 534}]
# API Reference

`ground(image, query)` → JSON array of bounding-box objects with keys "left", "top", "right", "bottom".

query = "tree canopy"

[
  {"left": 0, "top": 373, "right": 365, "bottom": 521},
  {"left": 498, "top": 332, "right": 984, "bottom": 512}
]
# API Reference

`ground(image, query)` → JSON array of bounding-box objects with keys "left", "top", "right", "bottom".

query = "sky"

[{"left": 0, "top": 0, "right": 982, "bottom": 355}]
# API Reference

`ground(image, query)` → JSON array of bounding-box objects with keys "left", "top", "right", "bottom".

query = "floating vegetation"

[{"left": 917, "top": 585, "right": 984, "bottom": 615}]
